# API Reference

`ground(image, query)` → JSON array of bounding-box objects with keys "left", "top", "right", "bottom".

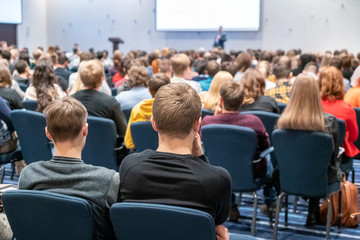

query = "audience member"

[
  {"left": 221, "top": 61, "right": 238, "bottom": 77},
  {"left": 170, "top": 53, "right": 202, "bottom": 93},
  {"left": 13, "top": 60, "right": 31, "bottom": 85},
  {"left": 239, "top": 69, "right": 280, "bottom": 113},
  {"left": 0, "top": 59, "right": 25, "bottom": 98},
  {"left": 198, "top": 60, "right": 220, "bottom": 91},
  {"left": 319, "top": 66, "right": 359, "bottom": 165},
  {"left": 119, "top": 83, "right": 231, "bottom": 240},
  {"left": 31, "top": 49, "right": 43, "bottom": 69},
  {"left": 0, "top": 64, "right": 22, "bottom": 109},
  {"left": 292, "top": 53, "right": 313, "bottom": 76},
  {"left": 158, "top": 58, "right": 172, "bottom": 79},
  {"left": 256, "top": 60, "right": 275, "bottom": 90},
  {"left": 234, "top": 52, "right": 251, "bottom": 82},
  {"left": 184, "top": 56, "right": 199, "bottom": 80},
  {"left": 18, "top": 97, "right": 119, "bottom": 240},
  {"left": 115, "top": 65, "right": 152, "bottom": 110},
  {"left": 277, "top": 73, "right": 341, "bottom": 226},
  {"left": 200, "top": 71, "right": 233, "bottom": 112},
  {"left": 264, "top": 63, "right": 292, "bottom": 103},
  {"left": 54, "top": 54, "right": 72, "bottom": 83},
  {"left": 108, "top": 50, "right": 123, "bottom": 78},
  {"left": 71, "top": 59, "right": 127, "bottom": 143},
  {"left": 330, "top": 56, "right": 350, "bottom": 92},
  {"left": 124, "top": 73, "right": 170, "bottom": 149},
  {"left": 342, "top": 55, "right": 353, "bottom": 80}
]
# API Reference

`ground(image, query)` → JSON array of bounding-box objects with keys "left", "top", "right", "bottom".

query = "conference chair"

[
  {"left": 111, "top": 87, "right": 117, "bottom": 96},
  {"left": 131, "top": 121, "right": 158, "bottom": 152},
  {"left": 110, "top": 202, "right": 256, "bottom": 240},
  {"left": 2, "top": 190, "right": 94, "bottom": 240},
  {"left": 202, "top": 124, "right": 274, "bottom": 236},
  {"left": 18, "top": 83, "right": 28, "bottom": 92},
  {"left": 11, "top": 110, "right": 53, "bottom": 164},
  {"left": 2, "top": 99, "right": 10, "bottom": 108},
  {"left": 82, "top": 116, "right": 118, "bottom": 170},
  {"left": 272, "top": 130, "right": 341, "bottom": 240},
  {"left": 122, "top": 107, "right": 132, "bottom": 122},
  {"left": 277, "top": 102, "right": 287, "bottom": 113},
  {"left": 202, "top": 108, "right": 214, "bottom": 119},
  {"left": 21, "top": 100, "right": 38, "bottom": 111},
  {"left": 0, "top": 146, "right": 22, "bottom": 183}
]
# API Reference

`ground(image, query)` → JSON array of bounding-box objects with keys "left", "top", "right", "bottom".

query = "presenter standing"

[{"left": 213, "top": 26, "right": 227, "bottom": 49}]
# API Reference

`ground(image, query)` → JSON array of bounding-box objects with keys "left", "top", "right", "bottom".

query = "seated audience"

[
  {"left": 184, "top": 56, "right": 199, "bottom": 80},
  {"left": 24, "top": 58, "right": 67, "bottom": 112},
  {"left": 265, "top": 63, "right": 292, "bottom": 103},
  {"left": 344, "top": 66, "right": 360, "bottom": 107},
  {"left": 18, "top": 97, "right": 119, "bottom": 240},
  {"left": 221, "top": 61, "right": 238, "bottom": 77},
  {"left": 170, "top": 53, "right": 202, "bottom": 93},
  {"left": 124, "top": 73, "right": 170, "bottom": 149},
  {"left": 0, "top": 64, "right": 22, "bottom": 109},
  {"left": 198, "top": 60, "right": 220, "bottom": 91},
  {"left": 54, "top": 53, "right": 72, "bottom": 83},
  {"left": 256, "top": 60, "right": 275, "bottom": 90},
  {"left": 71, "top": 59, "right": 127, "bottom": 143},
  {"left": 292, "top": 53, "right": 313, "bottom": 76},
  {"left": 0, "top": 59, "right": 25, "bottom": 98},
  {"left": 119, "top": 83, "right": 231, "bottom": 240},
  {"left": 200, "top": 71, "right": 233, "bottom": 112},
  {"left": 13, "top": 60, "right": 31, "bottom": 85},
  {"left": 108, "top": 50, "right": 122, "bottom": 78},
  {"left": 277, "top": 73, "right": 341, "bottom": 226},
  {"left": 319, "top": 66, "right": 359, "bottom": 164},
  {"left": 159, "top": 58, "right": 172, "bottom": 80},
  {"left": 234, "top": 52, "right": 251, "bottom": 82},
  {"left": 115, "top": 65, "right": 152, "bottom": 110},
  {"left": 239, "top": 69, "right": 280, "bottom": 113},
  {"left": 329, "top": 56, "right": 350, "bottom": 92},
  {"left": 350, "top": 65, "right": 360, "bottom": 87}
]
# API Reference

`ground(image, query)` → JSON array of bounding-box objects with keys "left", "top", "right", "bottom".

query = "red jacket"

[{"left": 322, "top": 99, "right": 359, "bottom": 157}]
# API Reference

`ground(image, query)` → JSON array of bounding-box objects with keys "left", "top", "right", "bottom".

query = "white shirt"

[{"left": 170, "top": 76, "right": 202, "bottom": 93}]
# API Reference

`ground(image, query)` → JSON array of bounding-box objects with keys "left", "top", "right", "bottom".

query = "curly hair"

[
  {"left": 32, "top": 58, "right": 58, "bottom": 112},
  {"left": 127, "top": 65, "right": 149, "bottom": 88},
  {"left": 318, "top": 66, "right": 345, "bottom": 101},
  {"left": 241, "top": 69, "right": 265, "bottom": 104}
]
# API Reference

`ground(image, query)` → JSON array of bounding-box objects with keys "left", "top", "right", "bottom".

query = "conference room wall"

[{"left": 17, "top": 0, "right": 360, "bottom": 54}]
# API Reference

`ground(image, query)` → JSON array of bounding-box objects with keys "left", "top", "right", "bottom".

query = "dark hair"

[
  {"left": 220, "top": 81, "right": 244, "bottom": 111},
  {"left": 206, "top": 60, "right": 220, "bottom": 77},
  {"left": 1, "top": 50, "right": 11, "bottom": 61},
  {"left": 149, "top": 73, "right": 170, "bottom": 97},
  {"left": 299, "top": 54, "right": 313, "bottom": 67},
  {"left": 329, "top": 56, "right": 342, "bottom": 70},
  {"left": 15, "top": 60, "right": 28, "bottom": 74},
  {"left": 221, "top": 61, "right": 238, "bottom": 77},
  {"left": 19, "top": 52, "right": 30, "bottom": 66},
  {"left": 58, "top": 54, "right": 68, "bottom": 65},
  {"left": 342, "top": 55, "right": 352, "bottom": 69},
  {"left": 273, "top": 63, "right": 291, "bottom": 79},
  {"left": 33, "top": 58, "right": 58, "bottom": 112}
]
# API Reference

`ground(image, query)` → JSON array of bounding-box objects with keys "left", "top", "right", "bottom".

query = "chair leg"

[
  {"left": 0, "top": 164, "right": 5, "bottom": 184},
  {"left": 285, "top": 195, "right": 289, "bottom": 226},
  {"left": 11, "top": 162, "right": 15, "bottom": 179},
  {"left": 273, "top": 192, "right": 286, "bottom": 240},
  {"left": 238, "top": 193, "right": 242, "bottom": 206},
  {"left": 293, "top": 196, "right": 299, "bottom": 213},
  {"left": 251, "top": 192, "right": 258, "bottom": 236},
  {"left": 326, "top": 197, "right": 332, "bottom": 240},
  {"left": 269, "top": 188, "right": 273, "bottom": 227},
  {"left": 352, "top": 168, "right": 355, "bottom": 183},
  {"left": 337, "top": 191, "right": 342, "bottom": 233}
]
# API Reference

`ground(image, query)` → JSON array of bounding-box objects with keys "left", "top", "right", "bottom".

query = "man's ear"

[
  {"left": 193, "top": 117, "right": 201, "bottom": 133},
  {"left": 45, "top": 127, "right": 53, "bottom": 141},
  {"left": 83, "top": 123, "right": 88, "bottom": 137},
  {"left": 150, "top": 116, "right": 158, "bottom": 132}
]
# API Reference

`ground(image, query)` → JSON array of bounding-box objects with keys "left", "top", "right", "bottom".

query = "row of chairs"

[{"left": 2, "top": 190, "right": 255, "bottom": 240}]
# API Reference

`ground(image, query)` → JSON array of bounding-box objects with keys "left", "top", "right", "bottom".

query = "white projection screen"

[
  {"left": 156, "top": 0, "right": 260, "bottom": 31},
  {"left": 0, "top": 0, "right": 22, "bottom": 24}
]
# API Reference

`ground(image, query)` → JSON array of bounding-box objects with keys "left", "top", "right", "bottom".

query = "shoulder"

[{"left": 201, "top": 115, "right": 219, "bottom": 126}]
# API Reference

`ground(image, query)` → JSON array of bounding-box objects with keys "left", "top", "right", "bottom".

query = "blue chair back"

[
  {"left": 272, "top": 129, "right": 334, "bottom": 197},
  {"left": 21, "top": 100, "right": 38, "bottom": 111},
  {"left": 202, "top": 124, "right": 257, "bottom": 191},
  {"left": 201, "top": 108, "right": 214, "bottom": 119},
  {"left": 337, "top": 118, "right": 346, "bottom": 146},
  {"left": 131, "top": 121, "right": 158, "bottom": 152},
  {"left": 82, "top": 116, "right": 118, "bottom": 170},
  {"left": 110, "top": 202, "right": 216, "bottom": 240},
  {"left": 18, "top": 83, "right": 28, "bottom": 92},
  {"left": 353, "top": 107, "right": 360, "bottom": 159},
  {"left": 122, "top": 108, "right": 132, "bottom": 122},
  {"left": 3, "top": 190, "right": 93, "bottom": 240},
  {"left": 277, "top": 102, "right": 287, "bottom": 113},
  {"left": 11, "top": 110, "right": 52, "bottom": 164}
]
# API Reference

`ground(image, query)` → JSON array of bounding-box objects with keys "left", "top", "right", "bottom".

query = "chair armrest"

[{"left": 259, "top": 146, "right": 274, "bottom": 159}]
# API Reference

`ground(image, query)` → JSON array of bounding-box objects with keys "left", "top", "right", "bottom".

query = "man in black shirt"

[
  {"left": 71, "top": 59, "right": 127, "bottom": 142},
  {"left": 119, "top": 83, "right": 232, "bottom": 240},
  {"left": 54, "top": 54, "right": 72, "bottom": 84}
]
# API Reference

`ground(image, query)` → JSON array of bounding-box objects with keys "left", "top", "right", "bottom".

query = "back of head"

[
  {"left": 278, "top": 73, "right": 325, "bottom": 132},
  {"left": 273, "top": 63, "right": 291, "bottom": 80},
  {"left": 304, "top": 62, "right": 319, "bottom": 74},
  {"left": 78, "top": 59, "right": 104, "bottom": 89},
  {"left": 33, "top": 49, "right": 43, "bottom": 61},
  {"left": 279, "top": 55, "right": 291, "bottom": 69},
  {"left": 1, "top": 50, "right": 11, "bottom": 61},
  {"left": 241, "top": 68, "right": 265, "bottom": 104},
  {"left": 159, "top": 59, "right": 171, "bottom": 73},
  {"left": 256, "top": 60, "right": 270, "bottom": 79},
  {"left": 235, "top": 52, "right": 251, "bottom": 72},
  {"left": 206, "top": 60, "right": 220, "bottom": 77},
  {"left": 80, "top": 52, "right": 92, "bottom": 62},
  {"left": 220, "top": 81, "right": 244, "bottom": 111},
  {"left": 221, "top": 61, "right": 238, "bottom": 77},
  {"left": 329, "top": 56, "right": 342, "bottom": 70},
  {"left": 19, "top": 52, "right": 30, "bottom": 66},
  {"left": 58, "top": 54, "right": 68, "bottom": 65},
  {"left": 0, "top": 64, "right": 11, "bottom": 87},
  {"left": 44, "top": 97, "right": 88, "bottom": 143},
  {"left": 341, "top": 55, "right": 352, "bottom": 69},
  {"left": 15, "top": 60, "right": 28, "bottom": 74},
  {"left": 128, "top": 65, "right": 150, "bottom": 88},
  {"left": 153, "top": 83, "right": 201, "bottom": 139},
  {"left": 318, "top": 66, "right": 344, "bottom": 100},
  {"left": 171, "top": 54, "right": 190, "bottom": 75},
  {"left": 148, "top": 73, "right": 170, "bottom": 97},
  {"left": 300, "top": 54, "right": 312, "bottom": 67}
]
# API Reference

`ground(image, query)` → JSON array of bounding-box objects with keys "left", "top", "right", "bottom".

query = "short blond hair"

[
  {"left": 44, "top": 97, "right": 88, "bottom": 142},
  {"left": 171, "top": 54, "right": 190, "bottom": 75},
  {"left": 79, "top": 59, "right": 104, "bottom": 89},
  {"left": 153, "top": 83, "right": 201, "bottom": 138}
]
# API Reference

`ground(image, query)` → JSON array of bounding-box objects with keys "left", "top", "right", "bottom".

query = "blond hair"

[
  {"left": 277, "top": 74, "right": 325, "bottom": 132},
  {"left": 200, "top": 71, "right": 233, "bottom": 111},
  {"left": 171, "top": 54, "right": 190, "bottom": 75},
  {"left": 79, "top": 59, "right": 104, "bottom": 89},
  {"left": 256, "top": 60, "right": 270, "bottom": 79}
]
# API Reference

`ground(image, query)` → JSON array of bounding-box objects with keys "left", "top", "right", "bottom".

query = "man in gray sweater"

[{"left": 18, "top": 97, "right": 119, "bottom": 240}]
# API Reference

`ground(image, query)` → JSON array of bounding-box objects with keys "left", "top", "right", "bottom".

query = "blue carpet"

[{"left": 3, "top": 161, "right": 360, "bottom": 239}]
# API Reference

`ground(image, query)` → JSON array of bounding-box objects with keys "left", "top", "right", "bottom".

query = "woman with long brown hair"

[
  {"left": 239, "top": 68, "right": 279, "bottom": 113},
  {"left": 0, "top": 64, "right": 22, "bottom": 110},
  {"left": 277, "top": 73, "right": 341, "bottom": 226},
  {"left": 24, "top": 58, "right": 66, "bottom": 112}
]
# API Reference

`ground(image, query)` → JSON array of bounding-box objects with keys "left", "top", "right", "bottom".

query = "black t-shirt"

[
  {"left": 0, "top": 87, "right": 22, "bottom": 110},
  {"left": 72, "top": 89, "right": 127, "bottom": 139},
  {"left": 119, "top": 149, "right": 232, "bottom": 225},
  {"left": 239, "top": 95, "right": 280, "bottom": 113}
]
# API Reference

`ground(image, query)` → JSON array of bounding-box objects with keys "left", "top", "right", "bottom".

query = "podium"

[{"left": 108, "top": 37, "right": 124, "bottom": 52}]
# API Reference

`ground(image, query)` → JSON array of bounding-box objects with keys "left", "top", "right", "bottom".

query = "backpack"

[{"left": 320, "top": 178, "right": 360, "bottom": 227}]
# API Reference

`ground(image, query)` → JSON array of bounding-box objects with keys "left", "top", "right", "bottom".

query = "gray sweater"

[{"left": 19, "top": 156, "right": 119, "bottom": 240}]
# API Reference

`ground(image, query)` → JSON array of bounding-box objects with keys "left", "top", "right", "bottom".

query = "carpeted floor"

[{"left": 3, "top": 160, "right": 360, "bottom": 239}]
